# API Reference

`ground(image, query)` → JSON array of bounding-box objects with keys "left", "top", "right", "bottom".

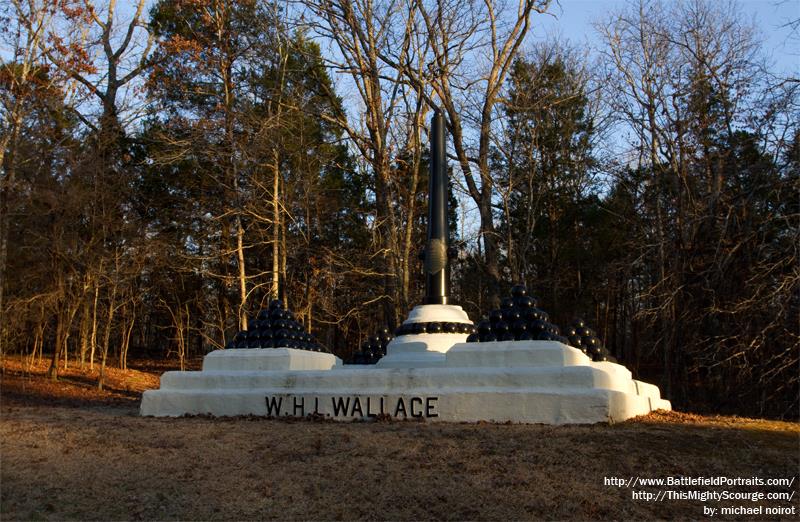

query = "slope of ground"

[{"left": 0, "top": 356, "right": 797, "bottom": 521}]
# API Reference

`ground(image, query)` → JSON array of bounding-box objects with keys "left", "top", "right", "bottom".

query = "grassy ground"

[{"left": 1, "top": 356, "right": 797, "bottom": 521}]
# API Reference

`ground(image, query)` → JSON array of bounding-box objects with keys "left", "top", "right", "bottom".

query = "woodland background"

[{"left": 1, "top": 0, "right": 797, "bottom": 418}]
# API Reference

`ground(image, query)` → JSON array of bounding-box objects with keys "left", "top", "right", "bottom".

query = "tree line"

[{"left": 1, "top": 0, "right": 797, "bottom": 417}]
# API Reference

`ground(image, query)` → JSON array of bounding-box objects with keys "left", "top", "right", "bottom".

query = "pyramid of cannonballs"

[
  {"left": 225, "top": 299, "right": 327, "bottom": 352},
  {"left": 466, "top": 284, "right": 614, "bottom": 362},
  {"left": 349, "top": 327, "right": 394, "bottom": 365}
]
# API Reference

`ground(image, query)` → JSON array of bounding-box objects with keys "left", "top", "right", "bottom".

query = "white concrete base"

[
  {"left": 203, "top": 348, "right": 341, "bottom": 371},
  {"left": 140, "top": 341, "right": 671, "bottom": 424}
]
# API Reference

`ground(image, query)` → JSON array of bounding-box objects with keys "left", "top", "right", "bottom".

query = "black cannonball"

[
  {"left": 428, "top": 322, "right": 443, "bottom": 333},
  {"left": 380, "top": 332, "right": 393, "bottom": 344},
  {"left": 568, "top": 335, "right": 582, "bottom": 347},
  {"left": 564, "top": 326, "right": 577, "bottom": 337},
  {"left": 500, "top": 297, "right": 515, "bottom": 310},
  {"left": 444, "top": 322, "right": 459, "bottom": 333},
  {"left": 370, "top": 335, "right": 382, "bottom": 347},
  {"left": 582, "top": 336, "right": 598, "bottom": 349},
  {"left": 257, "top": 309, "right": 270, "bottom": 321},
  {"left": 269, "top": 299, "right": 283, "bottom": 310},
  {"left": 262, "top": 338, "right": 275, "bottom": 348},
  {"left": 528, "top": 319, "right": 547, "bottom": 334},
  {"left": 499, "top": 332, "right": 515, "bottom": 342},
  {"left": 247, "top": 337, "right": 260, "bottom": 348},
  {"left": 540, "top": 310, "right": 550, "bottom": 322},
  {"left": 379, "top": 326, "right": 390, "bottom": 335},
  {"left": 525, "top": 308, "right": 544, "bottom": 322},
  {"left": 512, "top": 319, "right": 528, "bottom": 334},
  {"left": 275, "top": 328, "right": 289, "bottom": 340},
  {"left": 489, "top": 310, "right": 504, "bottom": 323},
  {"left": 549, "top": 324, "right": 561, "bottom": 336},
  {"left": 270, "top": 308, "right": 284, "bottom": 320},
  {"left": 477, "top": 320, "right": 492, "bottom": 335},
  {"left": 502, "top": 308, "right": 521, "bottom": 323},
  {"left": 466, "top": 333, "right": 480, "bottom": 343},
  {"left": 573, "top": 318, "right": 586, "bottom": 329},
  {"left": 536, "top": 331, "right": 554, "bottom": 341},
  {"left": 516, "top": 331, "right": 534, "bottom": 341},
  {"left": 480, "top": 332, "right": 498, "bottom": 342},
  {"left": 259, "top": 328, "right": 273, "bottom": 340},
  {"left": 492, "top": 320, "right": 509, "bottom": 335},
  {"left": 514, "top": 295, "right": 534, "bottom": 309},
  {"left": 511, "top": 284, "right": 528, "bottom": 297},
  {"left": 395, "top": 325, "right": 406, "bottom": 336},
  {"left": 411, "top": 322, "right": 426, "bottom": 334}
]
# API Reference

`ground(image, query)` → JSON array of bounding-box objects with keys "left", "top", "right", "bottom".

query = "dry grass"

[{"left": 1, "top": 356, "right": 797, "bottom": 521}]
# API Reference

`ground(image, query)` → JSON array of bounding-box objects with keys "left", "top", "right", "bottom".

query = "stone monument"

[{"left": 140, "top": 110, "right": 670, "bottom": 424}]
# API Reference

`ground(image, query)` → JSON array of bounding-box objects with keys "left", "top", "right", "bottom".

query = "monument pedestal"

[
  {"left": 376, "top": 304, "right": 471, "bottom": 368},
  {"left": 140, "top": 340, "right": 670, "bottom": 423}
]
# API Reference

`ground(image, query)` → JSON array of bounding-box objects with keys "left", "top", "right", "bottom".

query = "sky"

[{"left": 533, "top": 0, "right": 798, "bottom": 77}]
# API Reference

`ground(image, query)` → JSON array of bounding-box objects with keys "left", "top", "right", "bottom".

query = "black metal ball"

[
  {"left": 582, "top": 336, "right": 597, "bottom": 349},
  {"left": 270, "top": 308, "right": 284, "bottom": 320},
  {"left": 512, "top": 319, "right": 528, "bottom": 334},
  {"left": 500, "top": 297, "right": 515, "bottom": 310},
  {"left": 257, "top": 310, "right": 270, "bottom": 321},
  {"left": 502, "top": 308, "right": 521, "bottom": 323},
  {"left": 259, "top": 328, "right": 273, "bottom": 339},
  {"left": 514, "top": 295, "right": 534, "bottom": 309},
  {"left": 568, "top": 335, "right": 582, "bottom": 347},
  {"left": 489, "top": 310, "right": 504, "bottom": 323},
  {"left": 573, "top": 318, "right": 586, "bottom": 328},
  {"left": 492, "top": 320, "right": 509, "bottom": 335},
  {"left": 411, "top": 322, "right": 426, "bottom": 334},
  {"left": 477, "top": 320, "right": 492, "bottom": 335},
  {"left": 480, "top": 332, "right": 498, "bottom": 342},
  {"left": 525, "top": 308, "right": 543, "bottom": 322},
  {"left": 235, "top": 338, "right": 247, "bottom": 348},
  {"left": 564, "top": 326, "right": 577, "bottom": 337},
  {"left": 444, "top": 322, "right": 458, "bottom": 333},
  {"left": 528, "top": 319, "right": 547, "bottom": 333},
  {"left": 379, "top": 326, "right": 390, "bottom": 335},
  {"left": 247, "top": 338, "right": 260, "bottom": 348},
  {"left": 269, "top": 299, "right": 283, "bottom": 310},
  {"left": 536, "top": 331, "right": 554, "bottom": 341},
  {"left": 511, "top": 284, "right": 527, "bottom": 297},
  {"left": 466, "top": 333, "right": 480, "bottom": 343},
  {"left": 262, "top": 338, "right": 275, "bottom": 348},
  {"left": 500, "top": 332, "right": 516, "bottom": 342},
  {"left": 428, "top": 322, "right": 443, "bottom": 333},
  {"left": 516, "top": 331, "right": 534, "bottom": 341}
]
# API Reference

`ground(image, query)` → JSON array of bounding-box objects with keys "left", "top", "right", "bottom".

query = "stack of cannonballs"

[
  {"left": 349, "top": 327, "right": 394, "bottom": 364},
  {"left": 224, "top": 299, "right": 326, "bottom": 352},
  {"left": 465, "top": 284, "right": 614, "bottom": 362},
  {"left": 467, "top": 284, "right": 568, "bottom": 344},
  {"left": 564, "top": 319, "right": 615, "bottom": 363}
]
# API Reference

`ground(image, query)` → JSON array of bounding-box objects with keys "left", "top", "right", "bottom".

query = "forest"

[{"left": 1, "top": 0, "right": 797, "bottom": 418}]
